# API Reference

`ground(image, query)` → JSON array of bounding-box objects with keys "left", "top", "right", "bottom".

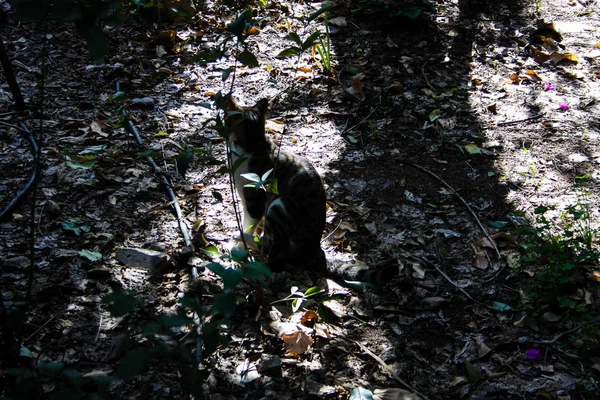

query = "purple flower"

[
  {"left": 526, "top": 349, "right": 540, "bottom": 360},
  {"left": 559, "top": 103, "right": 569, "bottom": 111},
  {"left": 544, "top": 82, "right": 556, "bottom": 91}
]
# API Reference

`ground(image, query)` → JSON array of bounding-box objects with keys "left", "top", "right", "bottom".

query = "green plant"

[
  {"left": 272, "top": 285, "right": 325, "bottom": 312},
  {"left": 315, "top": 13, "right": 332, "bottom": 72},
  {"left": 276, "top": 4, "right": 333, "bottom": 71},
  {"left": 514, "top": 194, "right": 599, "bottom": 311}
]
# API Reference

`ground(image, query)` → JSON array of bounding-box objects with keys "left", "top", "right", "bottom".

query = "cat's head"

[{"left": 227, "top": 98, "right": 269, "bottom": 151}]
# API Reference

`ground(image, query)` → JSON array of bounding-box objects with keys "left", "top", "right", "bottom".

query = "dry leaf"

[
  {"left": 524, "top": 70, "right": 542, "bottom": 81},
  {"left": 333, "top": 220, "right": 357, "bottom": 240},
  {"left": 530, "top": 47, "right": 550, "bottom": 64},
  {"left": 472, "top": 77, "right": 483, "bottom": 85},
  {"left": 300, "top": 310, "right": 319, "bottom": 327},
  {"left": 347, "top": 73, "right": 366, "bottom": 101},
  {"left": 373, "top": 387, "right": 420, "bottom": 400},
  {"left": 387, "top": 81, "right": 404, "bottom": 92},
  {"left": 549, "top": 51, "right": 578, "bottom": 64},
  {"left": 282, "top": 331, "right": 313, "bottom": 356},
  {"left": 247, "top": 27, "right": 260, "bottom": 35},
  {"left": 475, "top": 338, "right": 492, "bottom": 358},
  {"left": 509, "top": 72, "right": 520, "bottom": 83}
]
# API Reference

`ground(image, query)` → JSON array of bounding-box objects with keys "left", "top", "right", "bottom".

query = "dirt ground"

[{"left": 1, "top": 0, "right": 600, "bottom": 399}]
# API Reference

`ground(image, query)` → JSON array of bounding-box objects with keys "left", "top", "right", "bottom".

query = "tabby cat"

[{"left": 227, "top": 98, "right": 327, "bottom": 272}]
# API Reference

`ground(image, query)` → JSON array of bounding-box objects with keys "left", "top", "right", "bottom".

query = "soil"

[{"left": 1, "top": 0, "right": 600, "bottom": 399}]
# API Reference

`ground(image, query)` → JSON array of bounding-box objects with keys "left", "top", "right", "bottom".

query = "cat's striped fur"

[{"left": 227, "top": 98, "right": 327, "bottom": 272}]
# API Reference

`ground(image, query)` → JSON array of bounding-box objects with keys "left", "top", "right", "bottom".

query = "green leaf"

[
  {"left": 344, "top": 280, "right": 376, "bottom": 292},
  {"left": 241, "top": 172, "right": 261, "bottom": 183},
  {"left": 212, "top": 292, "right": 238, "bottom": 316},
  {"left": 136, "top": 150, "right": 161, "bottom": 159},
  {"left": 62, "top": 369, "right": 83, "bottom": 387},
  {"left": 226, "top": 9, "right": 253, "bottom": 40},
  {"left": 79, "top": 249, "right": 102, "bottom": 262},
  {"left": 222, "top": 67, "right": 233, "bottom": 81},
  {"left": 62, "top": 219, "right": 82, "bottom": 236},
  {"left": 284, "top": 32, "right": 302, "bottom": 46},
  {"left": 534, "top": 206, "right": 549, "bottom": 214},
  {"left": 487, "top": 221, "right": 508, "bottom": 229},
  {"left": 20, "top": 345, "right": 34, "bottom": 358},
  {"left": 276, "top": 46, "right": 301, "bottom": 59},
  {"left": 302, "top": 31, "right": 321, "bottom": 51},
  {"left": 291, "top": 297, "right": 303, "bottom": 312},
  {"left": 349, "top": 387, "right": 373, "bottom": 400},
  {"left": 237, "top": 50, "right": 259, "bottom": 67},
  {"left": 154, "top": 131, "right": 169, "bottom": 138},
  {"left": 429, "top": 108, "right": 441, "bottom": 122},
  {"left": 266, "top": 178, "right": 278, "bottom": 195},
  {"left": 65, "top": 154, "right": 96, "bottom": 169},
  {"left": 242, "top": 262, "right": 272, "bottom": 282},
  {"left": 465, "top": 144, "right": 481, "bottom": 154},
  {"left": 231, "top": 154, "right": 248, "bottom": 172},
  {"left": 304, "top": 286, "right": 324, "bottom": 297},
  {"left": 261, "top": 168, "right": 274, "bottom": 181},
  {"left": 308, "top": 3, "right": 333, "bottom": 22},
  {"left": 36, "top": 362, "right": 65, "bottom": 377},
  {"left": 176, "top": 147, "right": 194, "bottom": 177},
  {"left": 107, "top": 92, "right": 125, "bottom": 103},
  {"left": 115, "top": 349, "right": 150, "bottom": 379},
  {"left": 231, "top": 248, "right": 250, "bottom": 263},
  {"left": 161, "top": 314, "right": 192, "bottom": 327},
  {"left": 206, "top": 263, "right": 243, "bottom": 292},
  {"left": 202, "top": 245, "right": 220, "bottom": 257},
  {"left": 79, "top": 144, "right": 107, "bottom": 155},
  {"left": 465, "top": 360, "right": 482, "bottom": 382},
  {"left": 491, "top": 301, "right": 512, "bottom": 312},
  {"left": 347, "top": 135, "right": 358, "bottom": 144}
]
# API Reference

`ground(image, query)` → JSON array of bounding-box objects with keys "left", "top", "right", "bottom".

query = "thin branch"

[
  {"left": 495, "top": 113, "right": 545, "bottom": 126},
  {"left": 398, "top": 160, "right": 502, "bottom": 258},
  {"left": 409, "top": 255, "right": 478, "bottom": 303}
]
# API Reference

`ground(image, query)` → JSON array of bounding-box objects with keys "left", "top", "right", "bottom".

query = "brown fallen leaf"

[
  {"left": 281, "top": 331, "right": 313, "bottom": 356},
  {"left": 524, "top": 69, "right": 542, "bottom": 81},
  {"left": 347, "top": 73, "right": 366, "bottom": 101},
  {"left": 549, "top": 51, "right": 579, "bottom": 64},
  {"left": 300, "top": 310, "right": 318, "bottom": 327}
]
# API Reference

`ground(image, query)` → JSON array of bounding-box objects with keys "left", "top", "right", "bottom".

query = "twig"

[
  {"left": 0, "top": 119, "right": 27, "bottom": 132},
  {"left": 495, "top": 113, "right": 545, "bottom": 126},
  {"left": 350, "top": 338, "right": 428, "bottom": 400},
  {"left": 398, "top": 160, "right": 501, "bottom": 258},
  {"left": 94, "top": 314, "right": 103, "bottom": 345},
  {"left": 24, "top": 315, "right": 56, "bottom": 344},
  {"left": 421, "top": 61, "right": 434, "bottom": 91},
  {"left": 322, "top": 218, "right": 342, "bottom": 242},
  {"left": 340, "top": 106, "right": 379, "bottom": 136},
  {"left": 409, "top": 255, "right": 477, "bottom": 303},
  {"left": 539, "top": 320, "right": 600, "bottom": 345}
]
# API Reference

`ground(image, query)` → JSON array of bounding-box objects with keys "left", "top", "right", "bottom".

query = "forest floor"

[{"left": 2, "top": 0, "right": 600, "bottom": 399}]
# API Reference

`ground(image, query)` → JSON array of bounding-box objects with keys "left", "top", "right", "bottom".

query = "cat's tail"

[{"left": 324, "top": 256, "right": 399, "bottom": 284}]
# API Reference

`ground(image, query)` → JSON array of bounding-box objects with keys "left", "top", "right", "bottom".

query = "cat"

[
  {"left": 227, "top": 98, "right": 327, "bottom": 272},
  {"left": 226, "top": 98, "right": 400, "bottom": 284}
]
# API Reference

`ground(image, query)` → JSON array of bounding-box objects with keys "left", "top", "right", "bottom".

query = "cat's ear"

[
  {"left": 254, "top": 98, "right": 269, "bottom": 116},
  {"left": 228, "top": 96, "right": 241, "bottom": 111}
]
